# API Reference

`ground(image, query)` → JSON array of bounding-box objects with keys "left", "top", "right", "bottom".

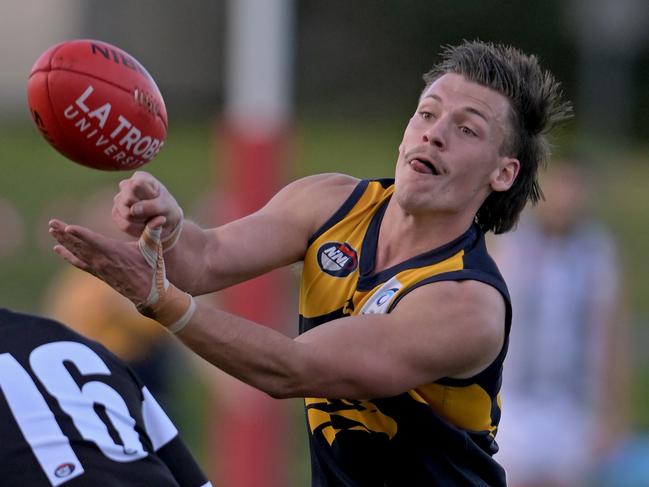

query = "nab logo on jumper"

[{"left": 317, "top": 242, "right": 358, "bottom": 277}]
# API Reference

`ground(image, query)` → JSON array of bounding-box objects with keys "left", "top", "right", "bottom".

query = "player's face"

[{"left": 394, "top": 73, "right": 519, "bottom": 217}]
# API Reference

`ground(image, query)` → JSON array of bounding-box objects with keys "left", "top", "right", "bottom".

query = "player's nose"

[{"left": 422, "top": 117, "right": 447, "bottom": 150}]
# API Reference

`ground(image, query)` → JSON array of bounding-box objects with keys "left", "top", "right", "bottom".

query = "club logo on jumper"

[
  {"left": 54, "top": 463, "right": 76, "bottom": 478},
  {"left": 317, "top": 242, "right": 358, "bottom": 277},
  {"left": 359, "top": 276, "right": 403, "bottom": 315}
]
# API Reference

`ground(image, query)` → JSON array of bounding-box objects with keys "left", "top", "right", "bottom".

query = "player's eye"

[{"left": 460, "top": 126, "right": 477, "bottom": 136}]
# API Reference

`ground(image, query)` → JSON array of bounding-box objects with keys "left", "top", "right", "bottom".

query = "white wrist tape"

[
  {"left": 137, "top": 224, "right": 196, "bottom": 334},
  {"left": 161, "top": 209, "right": 184, "bottom": 253}
]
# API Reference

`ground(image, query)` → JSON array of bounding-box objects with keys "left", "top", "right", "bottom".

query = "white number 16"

[{"left": 0, "top": 341, "right": 147, "bottom": 486}]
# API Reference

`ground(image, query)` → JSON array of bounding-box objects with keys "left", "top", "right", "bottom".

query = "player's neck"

[{"left": 374, "top": 199, "right": 474, "bottom": 272}]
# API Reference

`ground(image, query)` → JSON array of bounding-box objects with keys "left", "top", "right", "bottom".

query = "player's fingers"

[
  {"left": 48, "top": 218, "right": 67, "bottom": 233},
  {"left": 117, "top": 179, "right": 140, "bottom": 206},
  {"left": 146, "top": 215, "right": 167, "bottom": 231},
  {"left": 112, "top": 201, "right": 146, "bottom": 227},
  {"left": 111, "top": 198, "right": 129, "bottom": 221},
  {"left": 48, "top": 219, "right": 79, "bottom": 246},
  {"left": 48, "top": 223, "right": 87, "bottom": 251},
  {"left": 117, "top": 186, "right": 154, "bottom": 207},
  {"left": 49, "top": 221, "right": 105, "bottom": 264},
  {"left": 131, "top": 174, "right": 160, "bottom": 201},
  {"left": 117, "top": 173, "right": 159, "bottom": 207},
  {"left": 111, "top": 194, "right": 150, "bottom": 238},
  {"left": 52, "top": 244, "right": 92, "bottom": 272},
  {"left": 113, "top": 187, "right": 130, "bottom": 208},
  {"left": 129, "top": 198, "right": 171, "bottom": 219},
  {"left": 63, "top": 224, "right": 110, "bottom": 252},
  {"left": 132, "top": 170, "right": 153, "bottom": 180},
  {"left": 48, "top": 222, "right": 98, "bottom": 270}
]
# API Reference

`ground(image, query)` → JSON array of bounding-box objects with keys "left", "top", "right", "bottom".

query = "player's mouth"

[{"left": 409, "top": 156, "right": 442, "bottom": 176}]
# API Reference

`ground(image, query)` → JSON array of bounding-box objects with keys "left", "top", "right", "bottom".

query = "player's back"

[{"left": 0, "top": 308, "right": 209, "bottom": 487}]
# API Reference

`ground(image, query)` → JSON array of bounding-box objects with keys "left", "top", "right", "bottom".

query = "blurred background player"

[
  {"left": 492, "top": 158, "right": 631, "bottom": 487},
  {"left": 0, "top": 307, "right": 212, "bottom": 486}
]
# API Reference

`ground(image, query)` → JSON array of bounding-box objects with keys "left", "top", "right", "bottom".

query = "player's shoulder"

[
  {"left": 0, "top": 308, "right": 63, "bottom": 332},
  {"left": 2, "top": 308, "right": 72, "bottom": 337},
  {"left": 263, "top": 173, "right": 360, "bottom": 228},
  {"left": 0, "top": 307, "right": 40, "bottom": 322},
  {"left": 287, "top": 172, "right": 360, "bottom": 196},
  {"left": 285, "top": 173, "right": 360, "bottom": 208},
  {"left": 398, "top": 278, "right": 504, "bottom": 312},
  {"left": 292, "top": 173, "right": 361, "bottom": 228}
]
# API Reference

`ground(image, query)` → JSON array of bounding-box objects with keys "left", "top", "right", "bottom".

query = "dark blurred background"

[{"left": 1, "top": 1, "right": 649, "bottom": 485}]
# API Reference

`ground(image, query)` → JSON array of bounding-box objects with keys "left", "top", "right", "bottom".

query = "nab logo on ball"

[{"left": 317, "top": 242, "right": 358, "bottom": 278}]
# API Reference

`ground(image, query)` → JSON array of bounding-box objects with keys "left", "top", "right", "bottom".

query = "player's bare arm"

[
  {"left": 112, "top": 171, "right": 359, "bottom": 295},
  {"left": 294, "top": 279, "right": 506, "bottom": 397},
  {"left": 173, "top": 278, "right": 506, "bottom": 399}
]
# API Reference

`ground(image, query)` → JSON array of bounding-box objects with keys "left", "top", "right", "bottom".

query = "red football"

[{"left": 27, "top": 39, "right": 167, "bottom": 171}]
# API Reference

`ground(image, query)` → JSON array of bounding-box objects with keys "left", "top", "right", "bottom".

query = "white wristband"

[{"left": 167, "top": 296, "right": 197, "bottom": 334}]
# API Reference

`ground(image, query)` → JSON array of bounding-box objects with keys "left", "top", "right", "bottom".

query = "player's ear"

[{"left": 490, "top": 157, "right": 520, "bottom": 192}]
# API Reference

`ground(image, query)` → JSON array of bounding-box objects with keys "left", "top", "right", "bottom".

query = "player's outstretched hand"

[
  {"left": 48, "top": 218, "right": 158, "bottom": 306},
  {"left": 112, "top": 171, "right": 183, "bottom": 242}
]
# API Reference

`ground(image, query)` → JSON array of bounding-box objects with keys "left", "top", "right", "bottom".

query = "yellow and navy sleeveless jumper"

[{"left": 299, "top": 179, "right": 511, "bottom": 486}]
